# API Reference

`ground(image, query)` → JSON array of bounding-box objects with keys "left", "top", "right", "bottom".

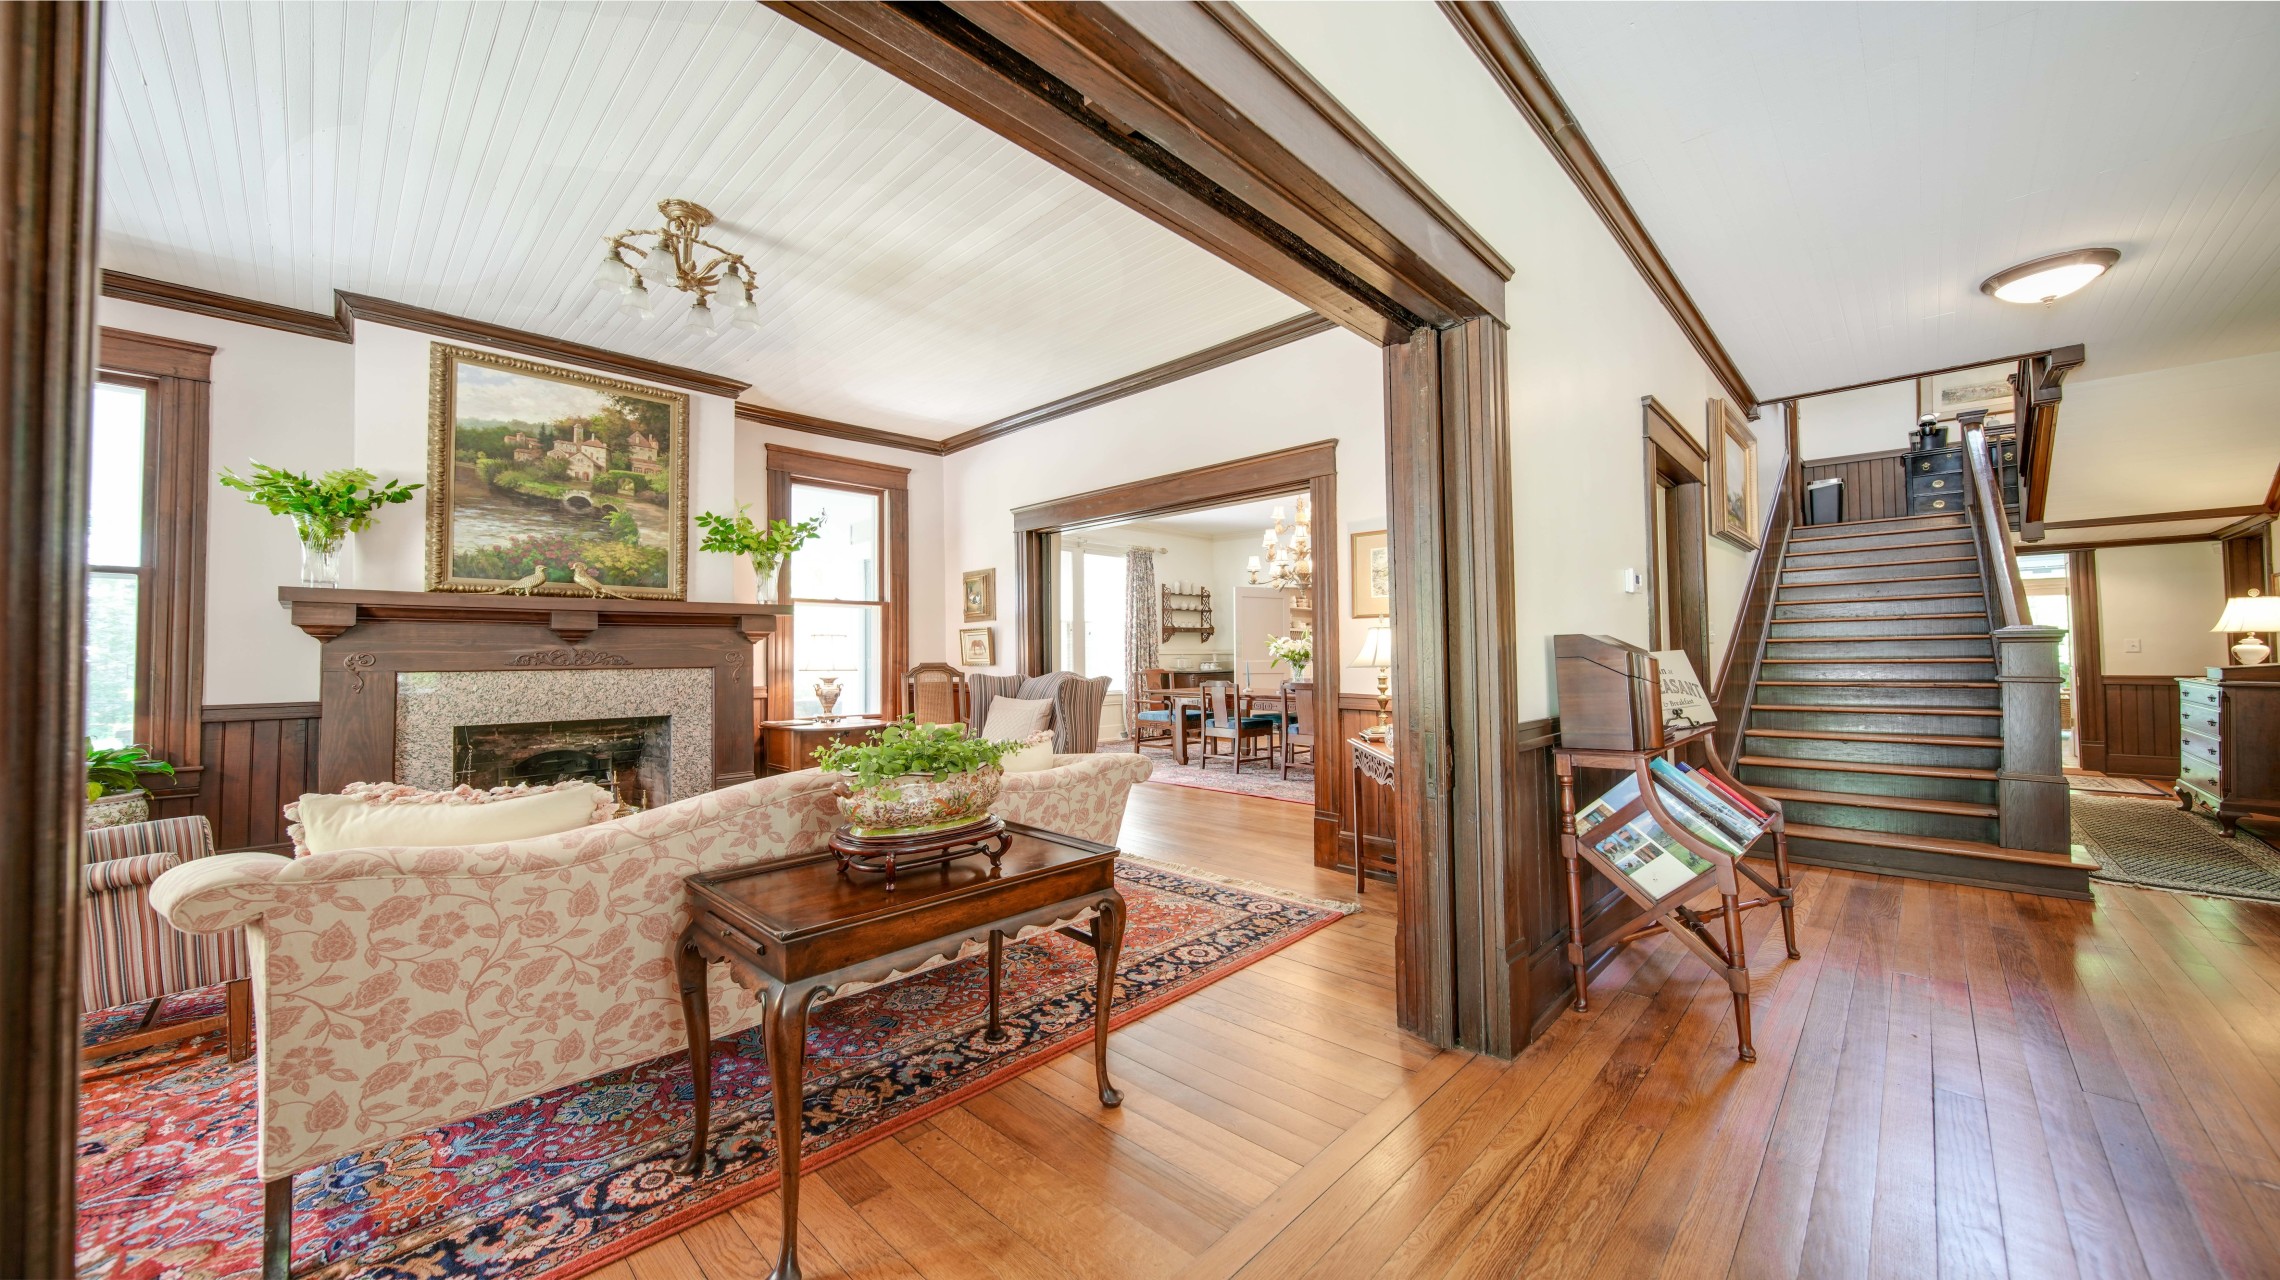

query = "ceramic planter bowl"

[
  {"left": 86, "top": 790, "right": 150, "bottom": 830},
  {"left": 833, "top": 768, "right": 1003, "bottom": 837}
]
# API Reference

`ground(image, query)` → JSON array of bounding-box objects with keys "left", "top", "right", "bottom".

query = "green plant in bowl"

[
  {"left": 86, "top": 741, "right": 175, "bottom": 801},
  {"left": 814, "top": 719, "right": 1023, "bottom": 835}
]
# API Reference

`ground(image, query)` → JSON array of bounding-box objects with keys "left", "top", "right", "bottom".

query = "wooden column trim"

[
  {"left": 2069, "top": 550, "right": 2107, "bottom": 774},
  {"left": 0, "top": 3, "right": 98, "bottom": 1271}
]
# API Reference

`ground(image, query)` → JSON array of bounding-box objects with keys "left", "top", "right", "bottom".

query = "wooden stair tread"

[
  {"left": 1756, "top": 679, "right": 1999, "bottom": 688},
  {"left": 1739, "top": 754, "right": 1996, "bottom": 780},
  {"left": 1746, "top": 727, "right": 1997, "bottom": 748},
  {"left": 1765, "top": 633, "right": 1991, "bottom": 643},
  {"left": 1786, "top": 528, "right": 1971, "bottom": 547},
  {"left": 1779, "top": 575, "right": 1980, "bottom": 588},
  {"left": 1761, "top": 656, "right": 1995, "bottom": 665},
  {"left": 1755, "top": 785, "right": 1999, "bottom": 819},
  {"left": 1751, "top": 702, "right": 2001, "bottom": 717},
  {"left": 1782, "top": 557, "right": 1978, "bottom": 571},
  {"left": 1784, "top": 822, "right": 2080, "bottom": 869},
  {"left": 1792, "top": 513, "right": 1970, "bottom": 535},
  {"left": 1771, "top": 611, "right": 1987, "bottom": 622},
  {"left": 1786, "top": 539, "right": 1975, "bottom": 558}
]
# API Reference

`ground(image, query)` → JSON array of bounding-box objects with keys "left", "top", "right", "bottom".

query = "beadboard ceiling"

[
  {"left": 1106, "top": 497, "right": 1305, "bottom": 541},
  {"left": 97, "top": 1, "right": 1303, "bottom": 438},
  {"left": 1506, "top": 1, "right": 2280, "bottom": 397}
]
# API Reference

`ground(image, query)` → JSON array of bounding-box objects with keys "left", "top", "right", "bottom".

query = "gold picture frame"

[
  {"left": 426, "top": 344, "right": 690, "bottom": 599},
  {"left": 959, "top": 626, "right": 995, "bottom": 666},
  {"left": 962, "top": 568, "right": 996, "bottom": 622},
  {"left": 1706, "top": 398, "right": 1759, "bottom": 550},
  {"left": 1350, "top": 529, "right": 1390, "bottom": 617}
]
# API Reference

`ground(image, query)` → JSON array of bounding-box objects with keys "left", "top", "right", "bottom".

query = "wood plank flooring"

[{"left": 613, "top": 783, "right": 2280, "bottom": 1280}]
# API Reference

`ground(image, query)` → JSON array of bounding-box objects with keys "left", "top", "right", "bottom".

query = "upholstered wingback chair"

[
  {"left": 968, "top": 671, "right": 1112, "bottom": 752},
  {"left": 82, "top": 815, "right": 252, "bottom": 1061},
  {"left": 149, "top": 753, "right": 1150, "bottom": 1270}
]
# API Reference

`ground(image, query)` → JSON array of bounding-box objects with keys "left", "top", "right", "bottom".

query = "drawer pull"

[
  {"left": 1931, "top": 478, "right": 1946, "bottom": 488},
  {"left": 1931, "top": 499, "right": 1948, "bottom": 509},
  {"left": 1919, "top": 461, "right": 1932, "bottom": 471}
]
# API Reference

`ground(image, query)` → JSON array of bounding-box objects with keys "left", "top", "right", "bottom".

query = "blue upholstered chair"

[
  {"left": 1129, "top": 667, "right": 1201, "bottom": 755},
  {"left": 1198, "top": 680, "right": 1279, "bottom": 774}
]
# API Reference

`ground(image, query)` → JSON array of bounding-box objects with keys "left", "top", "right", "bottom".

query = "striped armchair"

[
  {"left": 968, "top": 671, "right": 1111, "bottom": 753},
  {"left": 82, "top": 815, "right": 252, "bottom": 1062}
]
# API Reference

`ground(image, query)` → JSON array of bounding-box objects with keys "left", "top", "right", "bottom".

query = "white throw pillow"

[
  {"left": 980, "top": 695, "right": 1054, "bottom": 742},
  {"left": 1001, "top": 731, "right": 1056, "bottom": 774},
  {"left": 291, "top": 782, "right": 612, "bottom": 856}
]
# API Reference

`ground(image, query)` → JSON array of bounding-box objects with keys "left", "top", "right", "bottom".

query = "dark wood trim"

[
  {"left": 1803, "top": 446, "right": 1911, "bottom": 469},
  {"left": 2021, "top": 345, "right": 2084, "bottom": 527},
  {"left": 764, "top": 447, "right": 911, "bottom": 721},
  {"left": 2069, "top": 550, "right": 2106, "bottom": 774},
  {"left": 201, "top": 701, "right": 323, "bottom": 723},
  {"left": 2265, "top": 462, "right": 2280, "bottom": 513},
  {"left": 0, "top": 3, "right": 98, "bottom": 1271},
  {"left": 2032, "top": 533, "right": 2221, "bottom": 553},
  {"left": 1773, "top": 347, "right": 2067, "bottom": 405},
  {"left": 734, "top": 402, "right": 946, "bottom": 457},
  {"left": 942, "top": 314, "right": 1336, "bottom": 454},
  {"left": 100, "top": 270, "right": 349, "bottom": 342},
  {"left": 1784, "top": 399, "right": 1803, "bottom": 526},
  {"left": 1011, "top": 440, "right": 1339, "bottom": 535},
  {"left": 2042, "top": 505, "right": 2260, "bottom": 531},
  {"left": 96, "top": 329, "right": 212, "bottom": 807},
  {"left": 2211, "top": 512, "right": 2275, "bottom": 541},
  {"left": 1711, "top": 464, "right": 1793, "bottom": 766},
  {"left": 335, "top": 292, "right": 748, "bottom": 399},
  {"left": 1642, "top": 396, "right": 1710, "bottom": 679},
  {"left": 1439, "top": 1, "right": 1759, "bottom": 417}
]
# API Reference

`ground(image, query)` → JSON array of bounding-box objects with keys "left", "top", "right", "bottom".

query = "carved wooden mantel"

[{"left": 280, "top": 588, "right": 787, "bottom": 793}]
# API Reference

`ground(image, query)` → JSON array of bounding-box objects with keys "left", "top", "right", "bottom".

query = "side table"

[
  {"left": 677, "top": 822, "right": 1128, "bottom": 1280},
  {"left": 759, "top": 717, "right": 890, "bottom": 777}
]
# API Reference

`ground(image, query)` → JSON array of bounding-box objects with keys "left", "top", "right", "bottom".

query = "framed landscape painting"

[
  {"left": 1706, "top": 398, "right": 1759, "bottom": 550},
  {"left": 1350, "top": 529, "right": 1390, "bottom": 617},
  {"left": 426, "top": 345, "right": 689, "bottom": 598}
]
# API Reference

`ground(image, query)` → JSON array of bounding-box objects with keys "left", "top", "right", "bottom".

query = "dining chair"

[
  {"left": 1279, "top": 680, "right": 1317, "bottom": 780},
  {"left": 903, "top": 662, "right": 969, "bottom": 727},
  {"left": 1129, "top": 667, "right": 1198, "bottom": 755},
  {"left": 1199, "top": 680, "right": 1278, "bottom": 773}
]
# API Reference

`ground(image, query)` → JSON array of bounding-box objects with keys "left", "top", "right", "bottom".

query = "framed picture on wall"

[
  {"left": 959, "top": 626, "right": 995, "bottom": 666},
  {"left": 1350, "top": 529, "right": 1391, "bottom": 617},
  {"left": 1706, "top": 398, "right": 1759, "bottom": 550},
  {"left": 1919, "top": 367, "right": 2016, "bottom": 425},
  {"left": 962, "top": 568, "right": 996, "bottom": 622},
  {"left": 425, "top": 344, "right": 689, "bottom": 598}
]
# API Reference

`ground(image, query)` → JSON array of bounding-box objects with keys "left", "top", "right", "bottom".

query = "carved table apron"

[{"left": 676, "top": 824, "right": 1126, "bottom": 1280}]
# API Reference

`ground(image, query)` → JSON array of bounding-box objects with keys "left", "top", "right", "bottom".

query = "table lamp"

[
  {"left": 2211, "top": 591, "right": 2280, "bottom": 665},
  {"left": 808, "top": 633, "right": 859, "bottom": 720},
  {"left": 1356, "top": 624, "right": 1393, "bottom": 730}
]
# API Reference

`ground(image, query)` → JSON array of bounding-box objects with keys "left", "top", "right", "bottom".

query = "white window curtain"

[{"left": 1125, "top": 548, "right": 1158, "bottom": 710}]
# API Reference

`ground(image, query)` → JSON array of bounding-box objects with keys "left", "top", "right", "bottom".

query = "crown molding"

[
  {"left": 2041, "top": 505, "right": 2263, "bottom": 531},
  {"left": 1439, "top": 0, "right": 1759, "bottom": 416},
  {"left": 100, "top": 269, "right": 349, "bottom": 341},
  {"left": 333, "top": 292, "right": 749, "bottom": 399},
  {"left": 734, "top": 402, "right": 946, "bottom": 456},
  {"left": 941, "top": 313, "right": 1336, "bottom": 455}
]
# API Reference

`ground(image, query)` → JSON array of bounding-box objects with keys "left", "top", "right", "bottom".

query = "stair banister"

[{"left": 1962, "top": 426, "right": 2069, "bottom": 854}]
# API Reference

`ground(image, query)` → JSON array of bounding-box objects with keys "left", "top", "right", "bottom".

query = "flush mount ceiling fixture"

[
  {"left": 593, "top": 199, "right": 762, "bottom": 335},
  {"left": 1979, "top": 247, "right": 2122, "bottom": 305}
]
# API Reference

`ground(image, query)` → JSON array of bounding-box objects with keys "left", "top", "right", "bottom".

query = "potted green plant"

[
  {"left": 218, "top": 462, "right": 422, "bottom": 588},
  {"left": 1267, "top": 632, "right": 1314, "bottom": 682},
  {"left": 813, "top": 719, "right": 1021, "bottom": 836},
  {"left": 694, "top": 504, "right": 825, "bottom": 604},
  {"left": 85, "top": 741, "right": 176, "bottom": 829}
]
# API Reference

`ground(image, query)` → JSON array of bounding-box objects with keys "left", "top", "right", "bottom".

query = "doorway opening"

[{"left": 2018, "top": 552, "right": 2076, "bottom": 766}]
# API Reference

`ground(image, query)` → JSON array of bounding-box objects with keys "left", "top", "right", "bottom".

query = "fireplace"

[{"left": 454, "top": 715, "right": 671, "bottom": 809}]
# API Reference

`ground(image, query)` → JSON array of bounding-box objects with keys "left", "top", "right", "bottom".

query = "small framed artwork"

[
  {"left": 1350, "top": 529, "right": 1391, "bottom": 617},
  {"left": 1706, "top": 398, "right": 1759, "bottom": 550},
  {"left": 959, "top": 626, "right": 995, "bottom": 666},
  {"left": 962, "top": 568, "right": 996, "bottom": 622},
  {"left": 1919, "top": 366, "right": 2016, "bottom": 425}
]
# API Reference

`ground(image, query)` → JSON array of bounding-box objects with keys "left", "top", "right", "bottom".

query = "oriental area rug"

[
  {"left": 1104, "top": 740, "right": 1316, "bottom": 804},
  {"left": 77, "top": 858, "right": 1352, "bottom": 1280}
]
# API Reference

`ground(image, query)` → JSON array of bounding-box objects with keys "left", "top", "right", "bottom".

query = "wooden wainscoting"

[
  {"left": 2103, "top": 675, "right": 2184, "bottom": 778},
  {"left": 163, "top": 702, "right": 322, "bottom": 852},
  {"left": 1802, "top": 448, "right": 1909, "bottom": 523}
]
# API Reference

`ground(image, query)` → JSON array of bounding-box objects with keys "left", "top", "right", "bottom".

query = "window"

[
  {"left": 84, "top": 329, "right": 212, "bottom": 794},
  {"left": 764, "top": 445, "right": 909, "bottom": 723},
  {"left": 1056, "top": 546, "right": 1128, "bottom": 691}
]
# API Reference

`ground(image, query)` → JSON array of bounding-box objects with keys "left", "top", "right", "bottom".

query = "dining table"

[{"left": 1155, "top": 685, "right": 1279, "bottom": 766}]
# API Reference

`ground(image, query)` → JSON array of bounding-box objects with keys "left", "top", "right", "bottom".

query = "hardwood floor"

[{"left": 613, "top": 782, "right": 2280, "bottom": 1280}]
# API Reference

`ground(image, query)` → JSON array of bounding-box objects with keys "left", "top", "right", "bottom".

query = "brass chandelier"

[
  {"left": 1246, "top": 495, "right": 1313, "bottom": 590},
  {"left": 592, "top": 199, "right": 761, "bottom": 334}
]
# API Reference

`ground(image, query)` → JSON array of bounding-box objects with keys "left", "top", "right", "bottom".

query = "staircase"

[{"left": 1734, "top": 505, "right": 2092, "bottom": 897}]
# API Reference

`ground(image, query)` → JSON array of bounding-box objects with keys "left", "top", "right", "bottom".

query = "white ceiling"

[
  {"left": 1507, "top": 1, "right": 2280, "bottom": 397},
  {"left": 1106, "top": 496, "right": 1306, "bottom": 540},
  {"left": 98, "top": 1, "right": 1303, "bottom": 438}
]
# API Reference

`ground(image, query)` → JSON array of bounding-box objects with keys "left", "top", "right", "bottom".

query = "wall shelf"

[{"left": 1161, "top": 584, "right": 1215, "bottom": 643}]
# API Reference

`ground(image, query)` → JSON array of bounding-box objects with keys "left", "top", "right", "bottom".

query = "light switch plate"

[
  {"left": 1622, "top": 568, "right": 1644, "bottom": 594},
  {"left": 2125, "top": 638, "right": 2142, "bottom": 653}
]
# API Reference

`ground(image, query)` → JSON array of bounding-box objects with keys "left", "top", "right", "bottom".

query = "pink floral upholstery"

[{"left": 149, "top": 755, "right": 1149, "bottom": 1181}]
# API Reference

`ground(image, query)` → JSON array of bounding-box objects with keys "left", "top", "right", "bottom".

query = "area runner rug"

[
  {"left": 2073, "top": 793, "right": 2280, "bottom": 904},
  {"left": 77, "top": 858, "right": 1350, "bottom": 1280},
  {"left": 1105, "top": 740, "right": 1315, "bottom": 804}
]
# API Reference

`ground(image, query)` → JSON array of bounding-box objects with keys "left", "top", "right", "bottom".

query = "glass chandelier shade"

[
  {"left": 1249, "top": 495, "right": 1314, "bottom": 590},
  {"left": 593, "top": 199, "right": 761, "bottom": 333}
]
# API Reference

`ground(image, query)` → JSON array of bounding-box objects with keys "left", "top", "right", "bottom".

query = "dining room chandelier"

[
  {"left": 1246, "top": 495, "right": 1313, "bottom": 590},
  {"left": 591, "top": 199, "right": 762, "bottom": 335}
]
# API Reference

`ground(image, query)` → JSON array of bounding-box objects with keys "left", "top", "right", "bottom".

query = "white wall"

[
  {"left": 2046, "top": 349, "right": 2280, "bottom": 521},
  {"left": 2097, "top": 542, "right": 2229, "bottom": 676},
  {"left": 1798, "top": 381, "right": 1917, "bottom": 462},
  {"left": 1241, "top": 1, "right": 1787, "bottom": 719},
  {"left": 939, "top": 326, "right": 1386, "bottom": 687}
]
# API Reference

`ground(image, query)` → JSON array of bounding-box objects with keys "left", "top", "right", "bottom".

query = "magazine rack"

[{"left": 1554, "top": 726, "right": 1799, "bottom": 1061}]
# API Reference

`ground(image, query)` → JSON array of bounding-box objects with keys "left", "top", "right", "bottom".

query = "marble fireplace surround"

[{"left": 283, "top": 588, "right": 785, "bottom": 795}]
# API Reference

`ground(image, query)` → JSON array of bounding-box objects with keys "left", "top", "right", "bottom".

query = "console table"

[
  {"left": 677, "top": 824, "right": 1127, "bottom": 1280},
  {"left": 759, "top": 717, "right": 890, "bottom": 776},
  {"left": 1348, "top": 736, "right": 1396, "bottom": 894}
]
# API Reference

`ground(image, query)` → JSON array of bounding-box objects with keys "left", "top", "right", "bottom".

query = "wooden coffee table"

[{"left": 676, "top": 822, "right": 1128, "bottom": 1280}]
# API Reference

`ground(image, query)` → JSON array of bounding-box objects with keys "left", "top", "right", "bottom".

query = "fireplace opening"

[{"left": 453, "top": 715, "right": 672, "bottom": 810}]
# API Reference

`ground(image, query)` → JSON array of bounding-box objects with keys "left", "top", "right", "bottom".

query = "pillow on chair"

[
  {"left": 287, "top": 781, "right": 615, "bottom": 856},
  {"left": 979, "top": 696, "right": 1054, "bottom": 742}
]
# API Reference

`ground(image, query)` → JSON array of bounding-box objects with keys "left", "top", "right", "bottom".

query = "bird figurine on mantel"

[
  {"left": 493, "top": 567, "right": 548, "bottom": 596},
  {"left": 570, "top": 562, "right": 634, "bottom": 600}
]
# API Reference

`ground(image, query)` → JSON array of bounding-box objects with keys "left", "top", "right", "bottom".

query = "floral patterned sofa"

[{"left": 148, "top": 752, "right": 1151, "bottom": 1223}]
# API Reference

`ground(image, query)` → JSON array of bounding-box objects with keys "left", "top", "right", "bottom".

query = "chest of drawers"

[
  {"left": 1906, "top": 446, "right": 1965, "bottom": 515},
  {"left": 2175, "top": 667, "right": 2280, "bottom": 835}
]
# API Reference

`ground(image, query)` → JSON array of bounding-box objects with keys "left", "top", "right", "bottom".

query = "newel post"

[{"left": 1994, "top": 624, "right": 2069, "bottom": 853}]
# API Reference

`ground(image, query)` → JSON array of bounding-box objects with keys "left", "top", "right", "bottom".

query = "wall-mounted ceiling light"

[{"left": 1979, "top": 247, "right": 2121, "bottom": 305}]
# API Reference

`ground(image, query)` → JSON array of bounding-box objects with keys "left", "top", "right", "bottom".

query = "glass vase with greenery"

[
  {"left": 1267, "top": 632, "right": 1313, "bottom": 681},
  {"left": 693, "top": 504, "right": 824, "bottom": 604},
  {"left": 813, "top": 719, "right": 1022, "bottom": 835},
  {"left": 217, "top": 462, "right": 422, "bottom": 588}
]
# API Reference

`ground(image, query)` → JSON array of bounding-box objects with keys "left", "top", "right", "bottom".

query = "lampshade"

[
  {"left": 2211, "top": 594, "right": 2280, "bottom": 633},
  {"left": 1356, "top": 625, "right": 1393, "bottom": 668}
]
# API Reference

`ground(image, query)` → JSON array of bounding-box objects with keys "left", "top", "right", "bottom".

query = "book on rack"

[
  {"left": 1678, "top": 761, "right": 1771, "bottom": 823},
  {"left": 1650, "top": 758, "right": 1766, "bottom": 847},
  {"left": 1572, "top": 776, "right": 1719, "bottom": 898}
]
